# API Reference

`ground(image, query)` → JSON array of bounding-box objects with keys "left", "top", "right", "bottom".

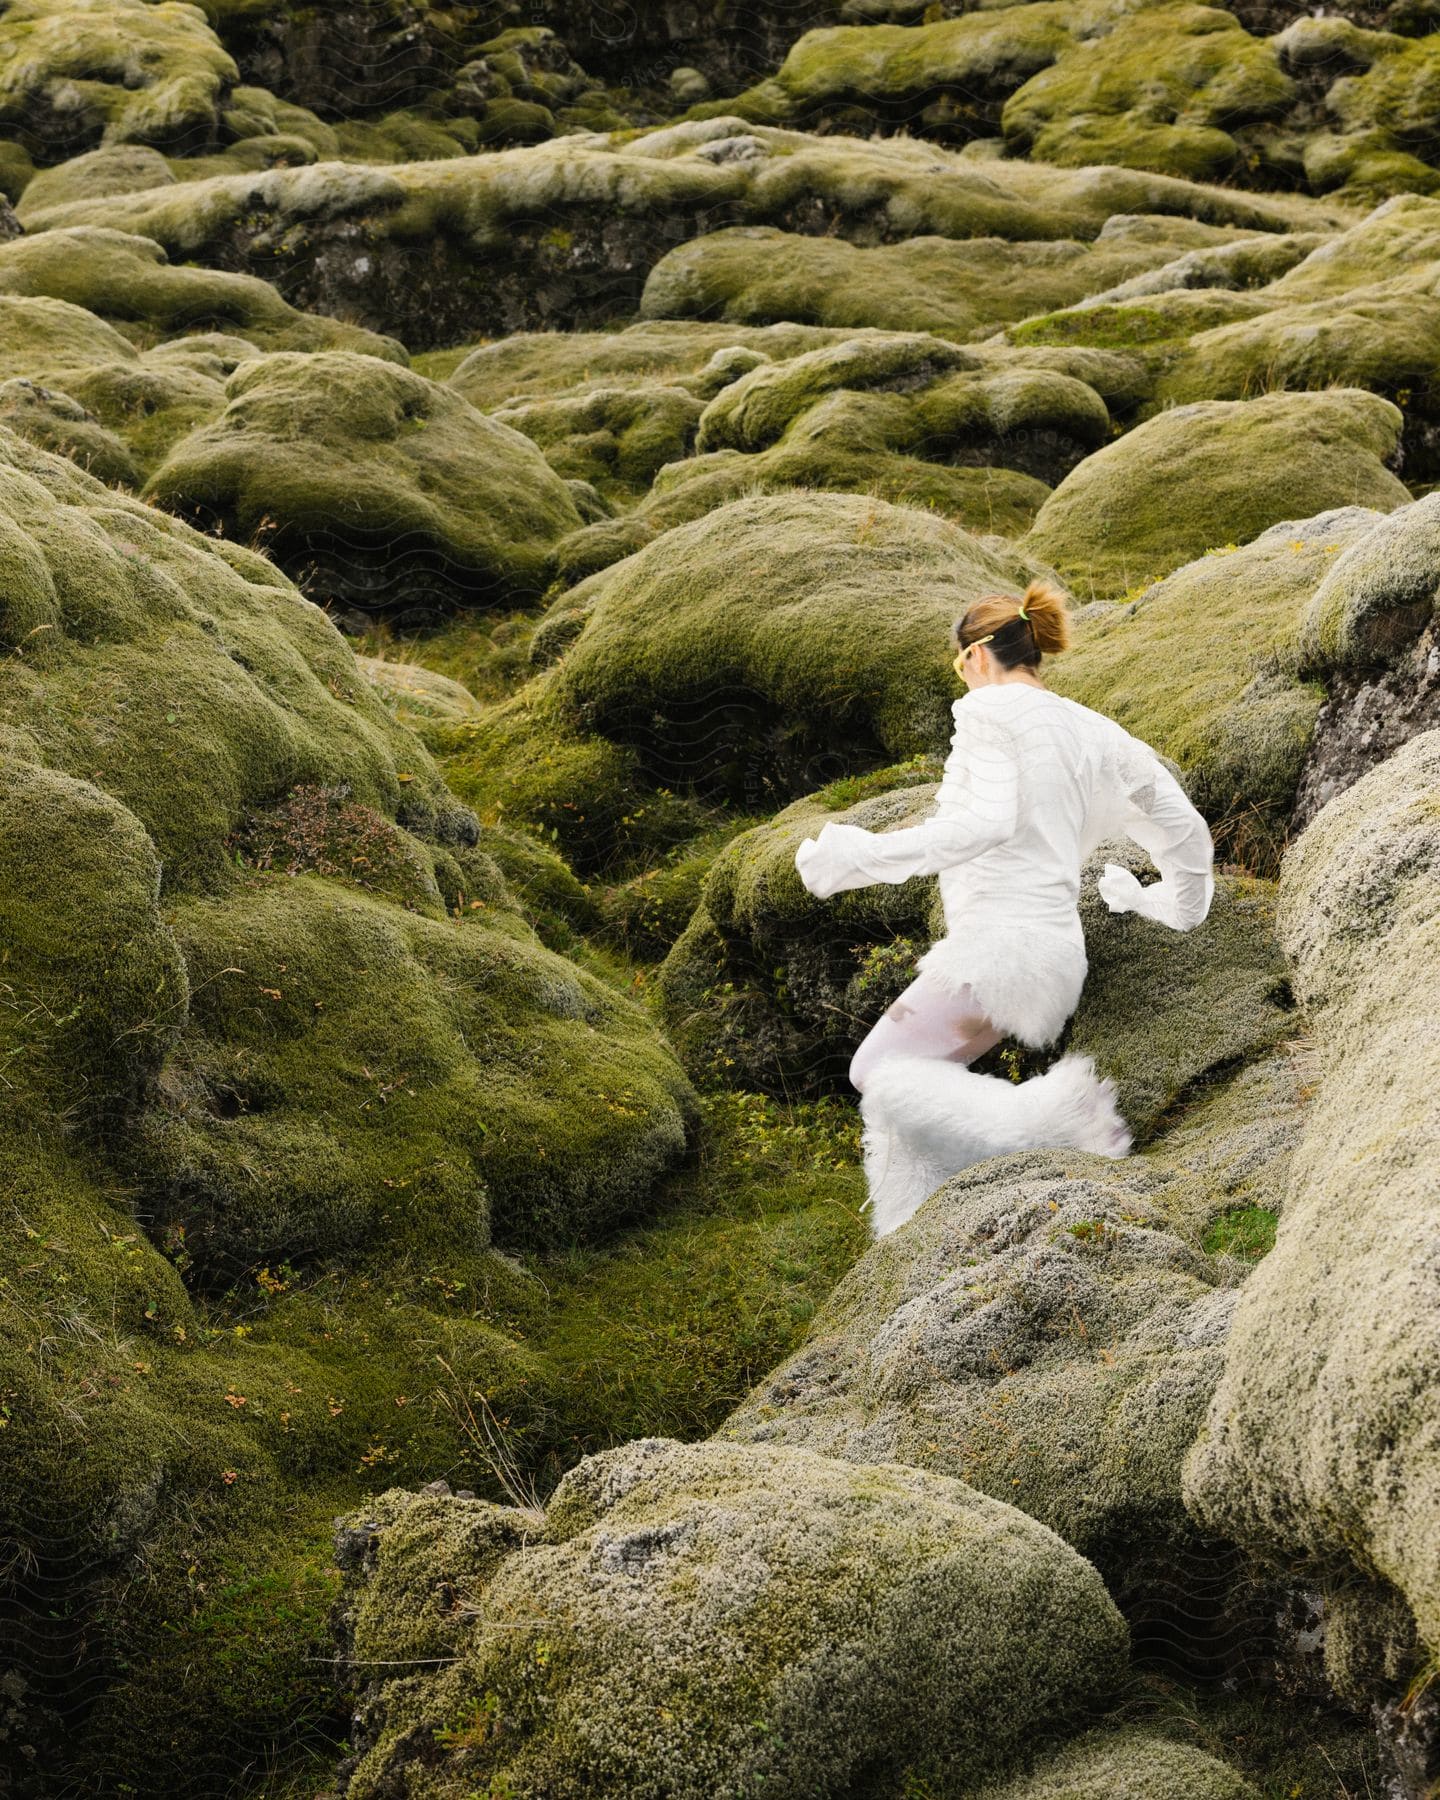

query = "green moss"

[
  {"left": 16, "top": 142, "right": 178, "bottom": 216},
  {"left": 489, "top": 381, "right": 704, "bottom": 505},
  {"left": 975, "top": 1723, "right": 1259, "bottom": 1797},
  {"left": 640, "top": 222, "right": 1238, "bottom": 339},
  {"left": 446, "top": 321, "right": 855, "bottom": 411},
  {"left": 433, "top": 675, "right": 718, "bottom": 875},
  {"left": 0, "top": 0, "right": 237, "bottom": 162},
  {"left": 1184, "top": 730, "right": 1440, "bottom": 1696},
  {"left": 0, "top": 225, "right": 405, "bottom": 358},
  {"left": 145, "top": 351, "right": 584, "bottom": 615},
  {"left": 0, "top": 428, "right": 471, "bottom": 889},
  {"left": 0, "top": 374, "right": 140, "bottom": 486},
  {"left": 336, "top": 1438, "right": 1129, "bottom": 1798},
  {"left": 551, "top": 491, "right": 1049, "bottom": 802},
  {"left": 1024, "top": 389, "right": 1408, "bottom": 601},
  {"left": 1002, "top": 6, "right": 1294, "bottom": 183}
]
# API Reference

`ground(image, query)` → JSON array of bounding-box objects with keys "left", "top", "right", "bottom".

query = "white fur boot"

[
  {"left": 859, "top": 1108, "right": 954, "bottom": 1240},
  {"left": 858, "top": 1052, "right": 1131, "bottom": 1237}
]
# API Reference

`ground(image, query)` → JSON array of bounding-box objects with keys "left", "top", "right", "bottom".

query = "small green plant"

[{"left": 1202, "top": 1205, "right": 1278, "bottom": 1261}]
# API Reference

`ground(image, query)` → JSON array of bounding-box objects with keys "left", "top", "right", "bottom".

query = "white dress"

[{"left": 794, "top": 683, "right": 1215, "bottom": 1047}]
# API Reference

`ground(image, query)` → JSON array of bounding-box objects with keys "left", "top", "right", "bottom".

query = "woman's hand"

[{"left": 1097, "top": 863, "right": 1146, "bottom": 914}]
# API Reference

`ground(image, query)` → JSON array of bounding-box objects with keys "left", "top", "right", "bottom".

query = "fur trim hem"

[
  {"left": 857, "top": 1052, "right": 1131, "bottom": 1237},
  {"left": 914, "top": 928, "right": 1087, "bottom": 1048}
]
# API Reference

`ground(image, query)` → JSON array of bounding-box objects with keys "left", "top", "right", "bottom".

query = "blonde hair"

[{"left": 951, "top": 579, "right": 1072, "bottom": 666}]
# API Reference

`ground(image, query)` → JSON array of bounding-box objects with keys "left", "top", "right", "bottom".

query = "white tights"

[{"left": 848, "top": 970, "right": 1004, "bottom": 1094}]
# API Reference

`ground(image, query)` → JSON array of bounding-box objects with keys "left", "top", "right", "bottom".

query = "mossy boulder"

[
  {"left": 0, "top": 373, "right": 140, "bottom": 485},
  {"left": 1183, "top": 729, "right": 1440, "bottom": 1703},
  {"left": 442, "top": 321, "right": 868, "bottom": 410},
  {"left": 488, "top": 381, "right": 705, "bottom": 505},
  {"left": 1001, "top": 6, "right": 1295, "bottom": 183},
  {"left": 0, "top": 291, "right": 140, "bottom": 383},
  {"left": 639, "top": 220, "right": 1236, "bottom": 339},
  {"left": 334, "top": 1438, "right": 1129, "bottom": 1798},
  {"left": 725, "top": 1060, "right": 1299, "bottom": 1580},
  {"left": 0, "top": 426, "right": 466, "bottom": 886},
  {"left": 0, "top": 0, "right": 237, "bottom": 163},
  {"left": 1024, "top": 389, "right": 1408, "bottom": 600},
  {"left": 692, "top": 330, "right": 1109, "bottom": 481},
  {"left": 0, "top": 753, "right": 187, "bottom": 1129},
  {"left": 14, "top": 142, "right": 179, "bottom": 216},
  {"left": 975, "top": 1725, "right": 1259, "bottom": 1798},
  {"left": 0, "top": 225, "right": 405, "bottom": 357},
  {"left": 548, "top": 492, "right": 1048, "bottom": 803},
  {"left": 138, "top": 870, "right": 696, "bottom": 1270},
  {"left": 145, "top": 351, "right": 585, "bottom": 616}
]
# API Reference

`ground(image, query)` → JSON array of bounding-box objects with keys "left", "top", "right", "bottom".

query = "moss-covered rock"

[
  {"left": 0, "top": 0, "right": 238, "bottom": 164},
  {"left": 0, "top": 426, "right": 466, "bottom": 885},
  {"left": 1183, "top": 729, "right": 1440, "bottom": 1703},
  {"left": 1024, "top": 388, "right": 1408, "bottom": 600},
  {"left": 693, "top": 330, "right": 1109, "bottom": 479},
  {"left": 145, "top": 351, "right": 584, "bottom": 615},
  {"left": 0, "top": 373, "right": 140, "bottom": 485},
  {"left": 550, "top": 492, "right": 1047, "bottom": 800},
  {"left": 488, "top": 381, "right": 705, "bottom": 505},
  {"left": 974, "top": 1725, "right": 1259, "bottom": 1798},
  {"left": 442, "top": 321, "right": 862, "bottom": 409},
  {"left": 22, "top": 120, "right": 1346, "bottom": 347},
  {"left": 0, "top": 291, "right": 140, "bottom": 383},
  {"left": 639, "top": 219, "right": 1241, "bottom": 338},
  {"left": 1001, "top": 6, "right": 1296, "bottom": 184},
  {"left": 14, "top": 142, "right": 179, "bottom": 216},
  {"left": 725, "top": 1046, "right": 1302, "bottom": 1583},
  {"left": 335, "top": 1438, "right": 1129, "bottom": 1798},
  {"left": 0, "top": 225, "right": 405, "bottom": 357},
  {"left": 138, "top": 870, "right": 696, "bottom": 1269}
]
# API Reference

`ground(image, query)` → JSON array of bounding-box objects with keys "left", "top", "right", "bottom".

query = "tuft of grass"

[{"left": 1202, "top": 1205, "right": 1278, "bottom": 1262}]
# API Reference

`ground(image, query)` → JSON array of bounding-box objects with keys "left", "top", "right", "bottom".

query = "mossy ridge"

[
  {"left": 144, "top": 350, "right": 584, "bottom": 617},
  {"left": 1183, "top": 730, "right": 1440, "bottom": 1706},
  {"left": 1001, "top": 5, "right": 1298, "bottom": 186},
  {"left": 18, "top": 121, "right": 1348, "bottom": 347},
  {"left": 139, "top": 869, "right": 697, "bottom": 1274},
  {"left": 0, "top": 426, "right": 466, "bottom": 891},
  {"left": 638, "top": 219, "right": 1244, "bottom": 338},
  {"left": 443, "top": 320, "right": 883, "bottom": 409},
  {"left": 550, "top": 490, "right": 1049, "bottom": 803},
  {"left": 0, "top": 0, "right": 238, "bottom": 165}
]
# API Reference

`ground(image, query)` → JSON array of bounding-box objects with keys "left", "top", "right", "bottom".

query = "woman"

[{"left": 794, "top": 579, "right": 1215, "bottom": 1236}]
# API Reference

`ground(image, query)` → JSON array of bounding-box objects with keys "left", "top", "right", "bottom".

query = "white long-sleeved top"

[{"left": 794, "top": 683, "right": 1215, "bottom": 1045}]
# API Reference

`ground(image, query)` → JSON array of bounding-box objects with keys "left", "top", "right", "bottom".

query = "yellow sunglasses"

[{"left": 953, "top": 632, "right": 995, "bottom": 675}]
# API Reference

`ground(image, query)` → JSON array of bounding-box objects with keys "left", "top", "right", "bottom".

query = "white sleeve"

[
  {"left": 1096, "top": 742, "right": 1215, "bottom": 931},
  {"left": 795, "top": 705, "right": 1018, "bottom": 899}
]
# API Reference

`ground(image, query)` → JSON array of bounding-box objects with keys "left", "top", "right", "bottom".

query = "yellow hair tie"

[{"left": 1017, "top": 603, "right": 1029, "bottom": 621}]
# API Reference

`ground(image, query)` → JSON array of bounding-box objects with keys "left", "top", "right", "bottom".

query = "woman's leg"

[{"left": 848, "top": 969, "right": 1004, "bottom": 1095}]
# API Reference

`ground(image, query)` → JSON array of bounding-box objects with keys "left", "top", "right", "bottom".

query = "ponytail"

[{"left": 950, "top": 578, "right": 1072, "bottom": 669}]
